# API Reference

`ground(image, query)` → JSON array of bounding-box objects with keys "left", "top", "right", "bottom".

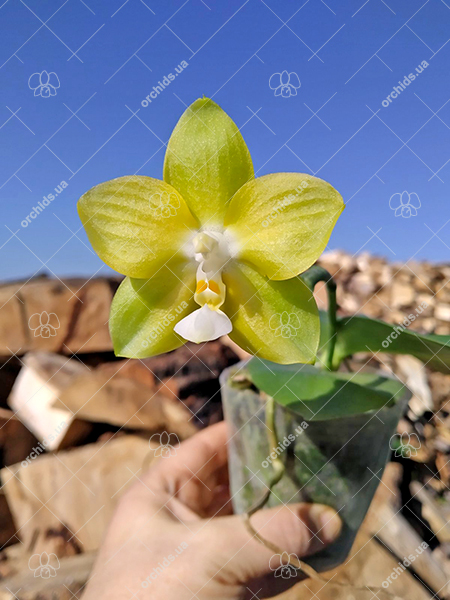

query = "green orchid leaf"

[
  {"left": 222, "top": 261, "right": 320, "bottom": 365},
  {"left": 332, "top": 314, "right": 450, "bottom": 374},
  {"left": 78, "top": 176, "right": 198, "bottom": 278},
  {"left": 224, "top": 173, "right": 344, "bottom": 280},
  {"left": 163, "top": 98, "right": 254, "bottom": 226},
  {"left": 241, "top": 359, "right": 406, "bottom": 421},
  {"left": 110, "top": 262, "right": 197, "bottom": 358}
]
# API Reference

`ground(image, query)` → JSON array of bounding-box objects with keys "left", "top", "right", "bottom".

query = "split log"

[
  {"left": 364, "top": 464, "right": 450, "bottom": 598},
  {"left": 53, "top": 368, "right": 197, "bottom": 439},
  {"left": 0, "top": 277, "right": 117, "bottom": 357},
  {"left": 1, "top": 435, "right": 156, "bottom": 555},
  {"left": 411, "top": 481, "right": 450, "bottom": 544},
  {"left": 7, "top": 352, "right": 92, "bottom": 451},
  {"left": 0, "top": 552, "right": 95, "bottom": 599},
  {"left": 0, "top": 408, "right": 37, "bottom": 467}
]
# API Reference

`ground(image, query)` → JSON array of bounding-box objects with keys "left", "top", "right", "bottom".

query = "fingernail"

[{"left": 319, "top": 508, "right": 342, "bottom": 544}]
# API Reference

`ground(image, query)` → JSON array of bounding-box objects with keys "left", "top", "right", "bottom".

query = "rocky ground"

[{"left": 320, "top": 250, "right": 450, "bottom": 493}]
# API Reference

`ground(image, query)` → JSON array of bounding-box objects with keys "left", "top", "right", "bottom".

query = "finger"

[
  {"left": 203, "top": 480, "right": 232, "bottom": 518},
  {"left": 204, "top": 503, "right": 342, "bottom": 584},
  {"left": 117, "top": 422, "right": 231, "bottom": 528},
  {"left": 146, "top": 422, "right": 230, "bottom": 514},
  {"left": 146, "top": 422, "right": 228, "bottom": 484}
]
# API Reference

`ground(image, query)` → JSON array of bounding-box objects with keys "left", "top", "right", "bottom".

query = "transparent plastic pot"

[{"left": 220, "top": 362, "right": 410, "bottom": 571}]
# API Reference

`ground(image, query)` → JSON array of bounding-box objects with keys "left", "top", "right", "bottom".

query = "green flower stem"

[
  {"left": 325, "top": 277, "right": 338, "bottom": 371},
  {"left": 301, "top": 265, "right": 338, "bottom": 371}
]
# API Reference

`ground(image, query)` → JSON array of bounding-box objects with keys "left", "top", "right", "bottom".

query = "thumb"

[{"left": 208, "top": 503, "right": 341, "bottom": 585}]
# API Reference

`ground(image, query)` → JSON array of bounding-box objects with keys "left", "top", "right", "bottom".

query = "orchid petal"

[
  {"left": 109, "top": 262, "right": 197, "bottom": 358},
  {"left": 409, "top": 192, "right": 421, "bottom": 209},
  {"left": 289, "top": 72, "right": 301, "bottom": 89},
  {"left": 222, "top": 261, "right": 319, "bottom": 364},
  {"left": 163, "top": 98, "right": 254, "bottom": 226},
  {"left": 28, "top": 73, "right": 41, "bottom": 90},
  {"left": 389, "top": 192, "right": 401, "bottom": 210},
  {"left": 48, "top": 72, "right": 60, "bottom": 89},
  {"left": 28, "top": 554, "right": 41, "bottom": 571},
  {"left": 78, "top": 176, "right": 198, "bottom": 278},
  {"left": 224, "top": 173, "right": 344, "bottom": 280},
  {"left": 40, "top": 70, "right": 50, "bottom": 86},
  {"left": 280, "top": 70, "right": 290, "bottom": 85},
  {"left": 269, "top": 73, "right": 281, "bottom": 90},
  {"left": 28, "top": 313, "right": 42, "bottom": 331},
  {"left": 400, "top": 191, "right": 409, "bottom": 206}
]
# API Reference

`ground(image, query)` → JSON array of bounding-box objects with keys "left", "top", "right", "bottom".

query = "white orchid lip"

[
  {"left": 175, "top": 230, "right": 235, "bottom": 343},
  {"left": 174, "top": 304, "right": 232, "bottom": 343}
]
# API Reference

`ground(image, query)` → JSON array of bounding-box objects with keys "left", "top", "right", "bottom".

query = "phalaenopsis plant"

[{"left": 78, "top": 98, "right": 450, "bottom": 592}]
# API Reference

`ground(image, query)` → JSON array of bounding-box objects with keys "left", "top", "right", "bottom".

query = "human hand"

[{"left": 82, "top": 422, "right": 341, "bottom": 599}]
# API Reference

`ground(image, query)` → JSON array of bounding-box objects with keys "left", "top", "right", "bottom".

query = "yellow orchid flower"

[{"left": 78, "top": 98, "right": 344, "bottom": 364}]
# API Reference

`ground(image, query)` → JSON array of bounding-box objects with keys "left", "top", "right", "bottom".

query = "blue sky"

[{"left": 0, "top": 0, "right": 449, "bottom": 281}]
